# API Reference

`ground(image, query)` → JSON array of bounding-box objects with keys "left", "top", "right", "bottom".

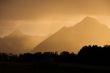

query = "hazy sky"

[{"left": 1, "top": 0, "right": 110, "bottom": 36}]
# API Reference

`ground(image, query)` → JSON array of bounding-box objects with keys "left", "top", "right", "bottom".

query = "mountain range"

[
  {"left": 0, "top": 30, "right": 46, "bottom": 54},
  {"left": 32, "top": 17, "right": 110, "bottom": 54}
]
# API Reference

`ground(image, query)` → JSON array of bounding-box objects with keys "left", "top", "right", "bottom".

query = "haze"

[
  {"left": 0, "top": 0, "right": 110, "bottom": 37},
  {"left": 1, "top": 0, "right": 110, "bottom": 53}
]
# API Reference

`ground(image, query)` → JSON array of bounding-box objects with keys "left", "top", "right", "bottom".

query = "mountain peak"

[
  {"left": 84, "top": 16, "right": 95, "bottom": 20},
  {"left": 72, "top": 16, "right": 106, "bottom": 30},
  {"left": 9, "top": 30, "right": 24, "bottom": 37},
  {"left": 82, "top": 16, "right": 100, "bottom": 24}
]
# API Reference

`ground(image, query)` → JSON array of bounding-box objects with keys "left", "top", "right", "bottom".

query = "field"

[{"left": 0, "top": 62, "right": 110, "bottom": 73}]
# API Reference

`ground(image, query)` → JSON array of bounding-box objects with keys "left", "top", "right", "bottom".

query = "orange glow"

[{"left": 1, "top": 0, "right": 110, "bottom": 53}]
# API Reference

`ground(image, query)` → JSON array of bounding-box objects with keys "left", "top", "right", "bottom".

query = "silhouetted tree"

[
  {"left": 77, "top": 45, "right": 110, "bottom": 65},
  {"left": 0, "top": 45, "right": 110, "bottom": 66}
]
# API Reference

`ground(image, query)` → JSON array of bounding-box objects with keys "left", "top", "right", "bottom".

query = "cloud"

[
  {"left": 0, "top": 20, "right": 20, "bottom": 37},
  {"left": 0, "top": 0, "right": 110, "bottom": 20},
  {"left": 0, "top": 0, "right": 110, "bottom": 36}
]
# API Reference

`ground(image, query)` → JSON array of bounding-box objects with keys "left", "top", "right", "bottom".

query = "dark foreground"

[
  {"left": 0, "top": 62, "right": 110, "bottom": 73},
  {"left": 1, "top": 45, "right": 110, "bottom": 73}
]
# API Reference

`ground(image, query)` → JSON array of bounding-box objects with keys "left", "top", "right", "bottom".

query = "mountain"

[
  {"left": 32, "top": 17, "right": 110, "bottom": 54},
  {"left": 0, "top": 30, "right": 46, "bottom": 54},
  {"left": 7, "top": 30, "right": 24, "bottom": 38}
]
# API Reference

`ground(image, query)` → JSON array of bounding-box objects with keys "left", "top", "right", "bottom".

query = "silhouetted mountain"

[
  {"left": 0, "top": 30, "right": 46, "bottom": 54},
  {"left": 32, "top": 17, "right": 110, "bottom": 53}
]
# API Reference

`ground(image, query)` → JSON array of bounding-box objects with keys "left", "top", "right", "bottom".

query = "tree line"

[{"left": 0, "top": 45, "right": 110, "bottom": 66}]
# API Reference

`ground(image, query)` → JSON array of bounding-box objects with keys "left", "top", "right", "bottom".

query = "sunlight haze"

[{"left": 1, "top": 0, "right": 110, "bottom": 53}]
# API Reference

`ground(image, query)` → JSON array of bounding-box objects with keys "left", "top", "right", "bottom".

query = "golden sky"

[{"left": 1, "top": 0, "right": 110, "bottom": 36}]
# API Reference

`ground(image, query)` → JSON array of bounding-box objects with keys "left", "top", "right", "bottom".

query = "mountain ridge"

[
  {"left": 32, "top": 17, "right": 110, "bottom": 54},
  {"left": 0, "top": 30, "right": 47, "bottom": 54}
]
